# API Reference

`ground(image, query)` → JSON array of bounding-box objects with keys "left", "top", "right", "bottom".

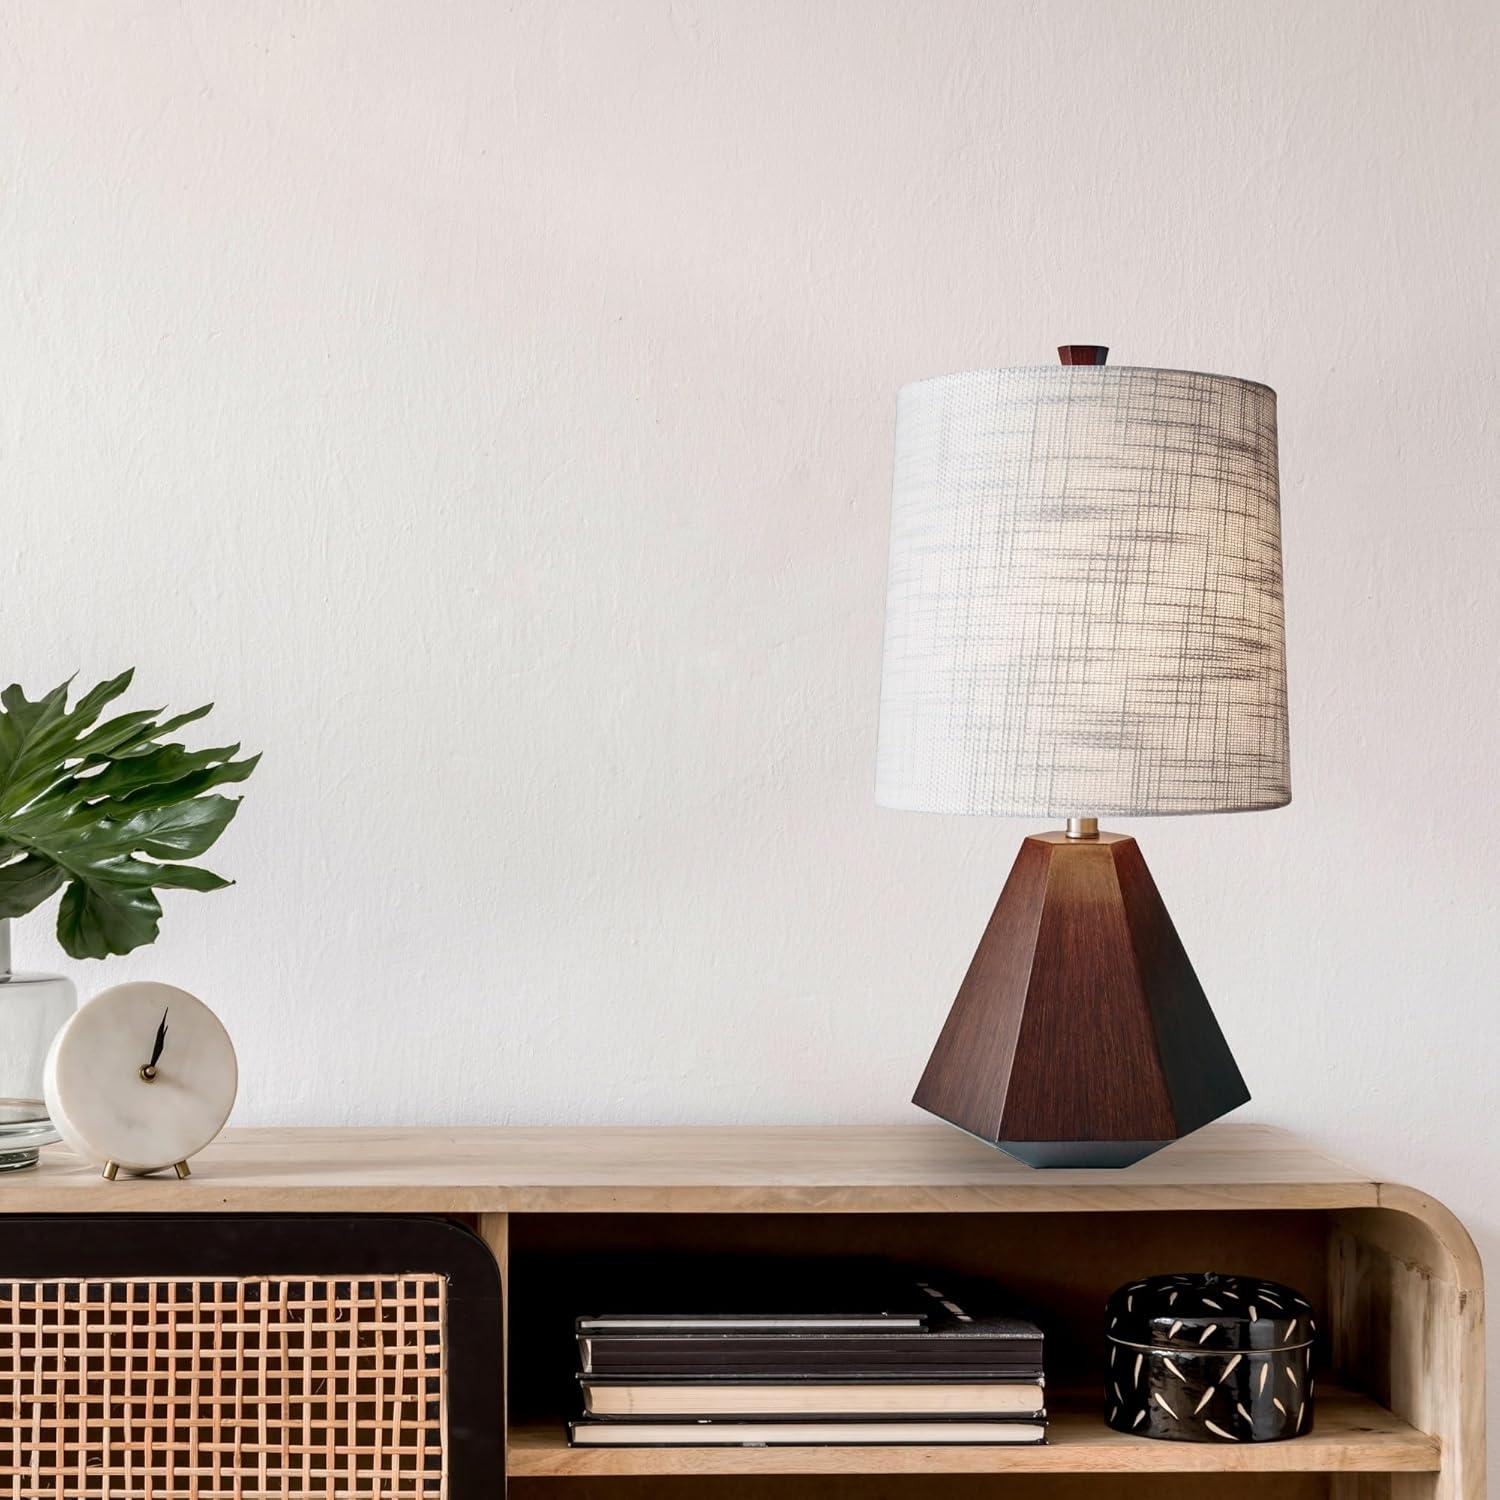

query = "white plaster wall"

[{"left": 4, "top": 0, "right": 1496, "bottom": 1468}]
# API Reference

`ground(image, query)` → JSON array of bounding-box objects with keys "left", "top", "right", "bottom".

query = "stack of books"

[{"left": 568, "top": 1267, "right": 1046, "bottom": 1447}]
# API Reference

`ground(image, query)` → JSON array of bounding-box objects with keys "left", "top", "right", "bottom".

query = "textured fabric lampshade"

[{"left": 876, "top": 365, "right": 1290, "bottom": 818}]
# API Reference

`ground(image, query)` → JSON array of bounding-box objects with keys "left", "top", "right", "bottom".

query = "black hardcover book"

[
  {"left": 575, "top": 1260, "right": 930, "bottom": 1334},
  {"left": 577, "top": 1275, "right": 1043, "bottom": 1379}
]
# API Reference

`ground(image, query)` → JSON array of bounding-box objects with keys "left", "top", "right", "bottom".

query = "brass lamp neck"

[{"left": 1066, "top": 817, "right": 1100, "bottom": 840}]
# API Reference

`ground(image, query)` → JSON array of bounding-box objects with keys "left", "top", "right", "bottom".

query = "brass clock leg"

[
  {"left": 174, "top": 1160, "right": 191, "bottom": 1179},
  {"left": 101, "top": 1161, "right": 119, "bottom": 1181}
]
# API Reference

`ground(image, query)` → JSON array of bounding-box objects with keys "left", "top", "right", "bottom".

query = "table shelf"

[{"left": 506, "top": 1386, "right": 1439, "bottom": 1478}]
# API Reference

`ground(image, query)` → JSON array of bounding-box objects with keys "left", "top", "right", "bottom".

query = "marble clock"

[{"left": 43, "top": 981, "right": 237, "bottom": 1179}]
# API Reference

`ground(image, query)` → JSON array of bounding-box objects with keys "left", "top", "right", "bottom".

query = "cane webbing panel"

[{"left": 0, "top": 1274, "right": 447, "bottom": 1498}]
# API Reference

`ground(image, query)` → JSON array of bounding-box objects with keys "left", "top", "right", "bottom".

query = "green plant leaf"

[
  {"left": 0, "top": 679, "right": 83, "bottom": 814},
  {"left": 68, "top": 743, "right": 242, "bottom": 801},
  {"left": 57, "top": 879, "right": 163, "bottom": 960},
  {"left": 0, "top": 853, "right": 65, "bottom": 918},
  {"left": 0, "top": 672, "right": 134, "bottom": 793},
  {"left": 108, "top": 751, "right": 261, "bottom": 811},
  {"left": 149, "top": 863, "right": 233, "bottom": 892},
  {"left": 0, "top": 673, "right": 257, "bottom": 959},
  {"left": 99, "top": 796, "right": 244, "bottom": 861},
  {"left": 70, "top": 669, "right": 137, "bottom": 723}
]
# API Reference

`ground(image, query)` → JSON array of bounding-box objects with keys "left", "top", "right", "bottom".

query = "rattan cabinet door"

[{"left": 0, "top": 1216, "right": 502, "bottom": 1499}]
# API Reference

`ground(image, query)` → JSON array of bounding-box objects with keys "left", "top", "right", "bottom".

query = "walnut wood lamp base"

[{"left": 913, "top": 830, "right": 1250, "bottom": 1169}]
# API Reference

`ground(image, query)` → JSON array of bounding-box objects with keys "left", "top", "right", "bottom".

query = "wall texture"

[{"left": 3, "top": 0, "right": 1496, "bottom": 1470}]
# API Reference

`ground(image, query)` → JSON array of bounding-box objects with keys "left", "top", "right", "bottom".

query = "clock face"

[{"left": 43, "top": 982, "right": 237, "bottom": 1174}]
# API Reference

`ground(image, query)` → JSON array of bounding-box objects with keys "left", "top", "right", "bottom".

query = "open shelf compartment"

[{"left": 498, "top": 1203, "right": 1462, "bottom": 1497}]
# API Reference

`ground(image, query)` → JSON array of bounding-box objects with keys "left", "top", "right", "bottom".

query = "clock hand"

[
  {"left": 141, "top": 1008, "right": 169, "bottom": 1081},
  {"left": 150, "top": 1009, "right": 169, "bottom": 1066}
]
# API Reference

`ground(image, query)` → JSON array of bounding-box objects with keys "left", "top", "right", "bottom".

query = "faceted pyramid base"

[{"left": 914, "top": 831, "right": 1250, "bottom": 1170}]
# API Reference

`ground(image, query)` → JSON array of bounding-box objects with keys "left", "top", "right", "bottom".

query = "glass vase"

[{"left": 0, "top": 919, "right": 76, "bottom": 1169}]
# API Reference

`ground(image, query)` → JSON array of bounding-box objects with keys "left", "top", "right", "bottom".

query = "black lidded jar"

[{"left": 1106, "top": 1273, "right": 1315, "bottom": 1442}]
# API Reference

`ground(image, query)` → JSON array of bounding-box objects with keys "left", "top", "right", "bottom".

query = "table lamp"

[{"left": 876, "top": 344, "right": 1288, "bottom": 1168}]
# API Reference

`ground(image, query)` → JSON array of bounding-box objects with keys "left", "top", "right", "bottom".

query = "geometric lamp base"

[
  {"left": 913, "top": 831, "right": 1250, "bottom": 1170},
  {"left": 995, "top": 1139, "right": 1173, "bottom": 1169}
]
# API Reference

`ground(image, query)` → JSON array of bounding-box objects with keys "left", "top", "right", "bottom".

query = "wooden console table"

[{"left": 2, "top": 1122, "right": 1482, "bottom": 1499}]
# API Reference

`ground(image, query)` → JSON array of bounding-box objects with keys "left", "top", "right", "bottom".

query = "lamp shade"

[{"left": 876, "top": 364, "right": 1289, "bottom": 818}]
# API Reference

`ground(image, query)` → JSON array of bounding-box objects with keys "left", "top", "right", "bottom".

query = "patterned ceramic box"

[{"left": 1106, "top": 1272, "right": 1315, "bottom": 1442}]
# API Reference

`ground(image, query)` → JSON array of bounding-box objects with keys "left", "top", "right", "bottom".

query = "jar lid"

[{"left": 1106, "top": 1273, "right": 1315, "bottom": 1354}]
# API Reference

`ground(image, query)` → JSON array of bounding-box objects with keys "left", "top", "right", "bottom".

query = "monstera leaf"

[{"left": 0, "top": 671, "right": 259, "bottom": 958}]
